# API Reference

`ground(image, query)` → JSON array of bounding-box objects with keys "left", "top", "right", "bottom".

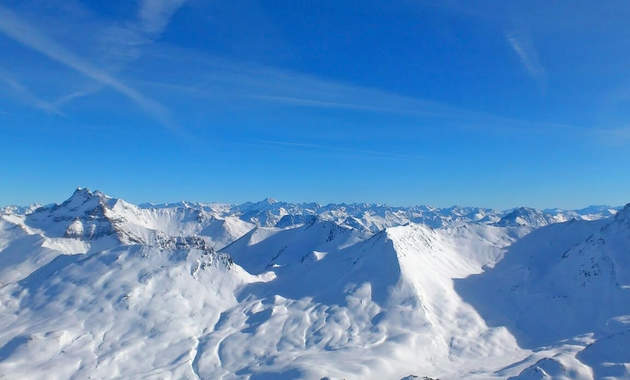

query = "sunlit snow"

[{"left": 0, "top": 188, "right": 628, "bottom": 379}]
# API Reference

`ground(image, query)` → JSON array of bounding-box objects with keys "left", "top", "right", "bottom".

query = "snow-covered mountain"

[
  {"left": 0, "top": 188, "right": 627, "bottom": 379},
  {"left": 13, "top": 188, "right": 253, "bottom": 249},
  {"left": 458, "top": 205, "right": 630, "bottom": 379},
  {"left": 3, "top": 188, "right": 619, "bottom": 234}
]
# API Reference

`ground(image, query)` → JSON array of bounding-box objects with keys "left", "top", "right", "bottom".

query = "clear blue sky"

[{"left": 1, "top": 0, "right": 629, "bottom": 209}]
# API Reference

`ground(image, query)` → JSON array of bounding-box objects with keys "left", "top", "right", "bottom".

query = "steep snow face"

[
  {"left": 24, "top": 188, "right": 121, "bottom": 241},
  {"left": 458, "top": 213, "right": 629, "bottom": 347},
  {"left": 105, "top": 200, "right": 254, "bottom": 249},
  {"left": 0, "top": 190, "right": 628, "bottom": 379},
  {"left": 0, "top": 217, "right": 69, "bottom": 285},
  {"left": 458, "top": 204, "right": 630, "bottom": 379},
  {"left": 223, "top": 217, "right": 369, "bottom": 275}
]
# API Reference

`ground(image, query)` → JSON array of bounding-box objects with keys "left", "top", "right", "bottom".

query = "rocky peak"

[
  {"left": 495, "top": 207, "right": 549, "bottom": 227},
  {"left": 51, "top": 187, "right": 115, "bottom": 216}
]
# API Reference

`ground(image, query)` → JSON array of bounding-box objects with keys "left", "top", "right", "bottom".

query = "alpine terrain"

[{"left": 0, "top": 188, "right": 627, "bottom": 380}]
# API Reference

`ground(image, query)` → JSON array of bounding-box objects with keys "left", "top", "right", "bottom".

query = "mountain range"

[{"left": 0, "top": 188, "right": 627, "bottom": 379}]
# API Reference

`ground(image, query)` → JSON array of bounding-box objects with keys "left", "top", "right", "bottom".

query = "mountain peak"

[
  {"left": 70, "top": 186, "right": 91, "bottom": 199},
  {"left": 494, "top": 207, "right": 549, "bottom": 227},
  {"left": 69, "top": 186, "right": 107, "bottom": 199},
  {"left": 62, "top": 187, "right": 112, "bottom": 210}
]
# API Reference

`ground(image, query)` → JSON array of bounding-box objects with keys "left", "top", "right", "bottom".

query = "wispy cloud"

[
  {"left": 506, "top": 30, "right": 546, "bottom": 87},
  {"left": 0, "top": 5, "right": 173, "bottom": 129},
  {"left": 43, "top": 0, "right": 189, "bottom": 110},
  {"left": 252, "top": 139, "right": 421, "bottom": 161},
  {"left": 248, "top": 95, "right": 385, "bottom": 111},
  {"left": 0, "top": 2, "right": 611, "bottom": 145},
  {"left": 99, "top": 0, "right": 188, "bottom": 65},
  {"left": 140, "top": 51, "right": 472, "bottom": 117},
  {"left": 181, "top": 61, "right": 626, "bottom": 144},
  {"left": 64, "top": 0, "right": 187, "bottom": 110},
  {"left": 0, "top": 69, "right": 61, "bottom": 115},
  {"left": 413, "top": 2, "right": 547, "bottom": 88},
  {"left": 138, "top": 0, "right": 187, "bottom": 35},
  {"left": 594, "top": 126, "right": 630, "bottom": 145},
  {"left": 52, "top": 88, "right": 99, "bottom": 108},
  {"left": 139, "top": 51, "right": 578, "bottom": 137}
]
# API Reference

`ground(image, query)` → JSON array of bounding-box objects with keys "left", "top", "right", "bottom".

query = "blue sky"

[{"left": 1, "top": 0, "right": 629, "bottom": 209}]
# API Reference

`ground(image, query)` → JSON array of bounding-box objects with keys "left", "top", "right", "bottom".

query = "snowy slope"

[
  {"left": 0, "top": 244, "right": 263, "bottom": 379},
  {"left": 459, "top": 204, "right": 630, "bottom": 380},
  {"left": 192, "top": 222, "right": 529, "bottom": 379},
  {"left": 0, "top": 189, "right": 628, "bottom": 379}
]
